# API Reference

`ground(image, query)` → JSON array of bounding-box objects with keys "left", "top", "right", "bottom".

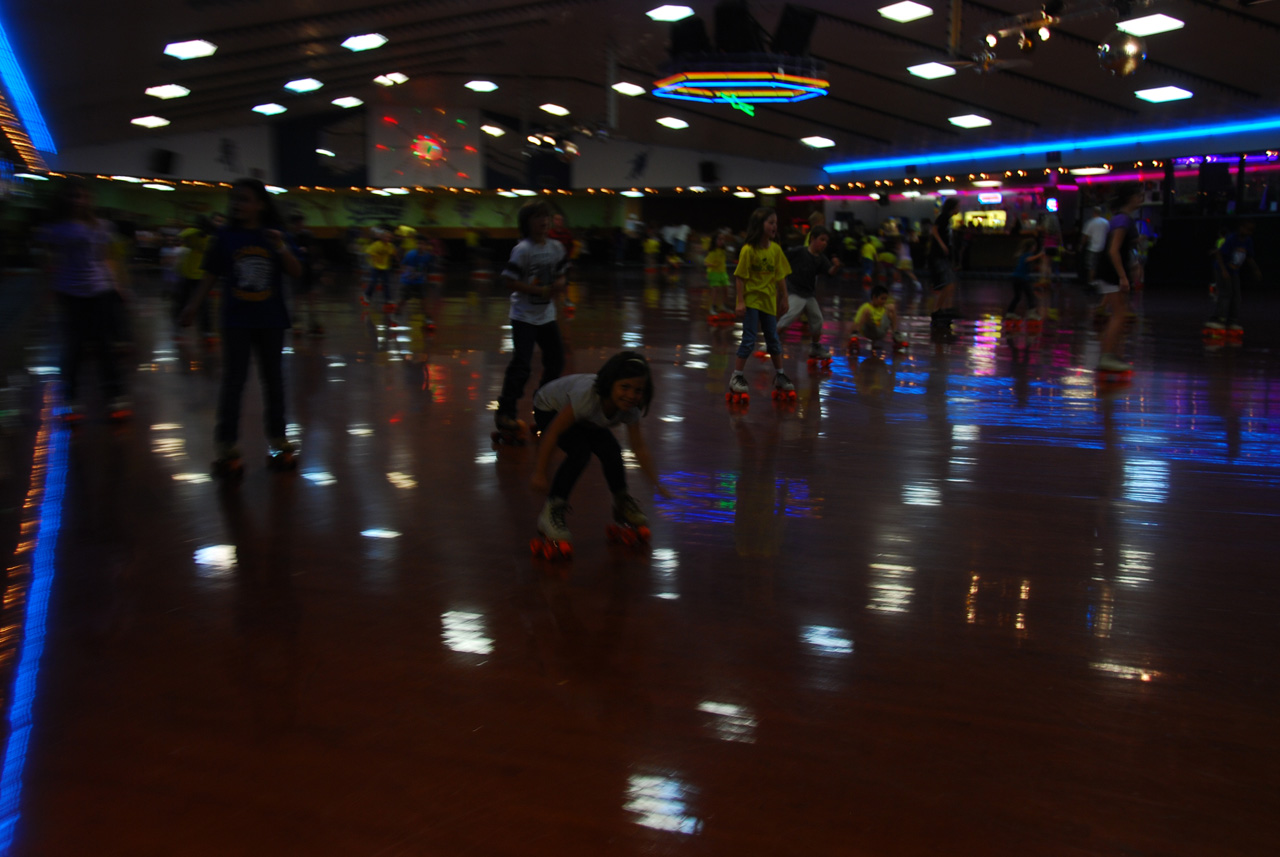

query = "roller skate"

[
  {"left": 725, "top": 373, "right": 750, "bottom": 407},
  {"left": 1003, "top": 313, "right": 1022, "bottom": 333},
  {"left": 606, "top": 492, "right": 651, "bottom": 548},
  {"left": 60, "top": 403, "right": 85, "bottom": 426},
  {"left": 1024, "top": 308, "right": 1043, "bottom": 335},
  {"left": 531, "top": 498, "right": 573, "bottom": 560},
  {"left": 359, "top": 294, "right": 371, "bottom": 307},
  {"left": 1095, "top": 353, "right": 1133, "bottom": 388},
  {"left": 806, "top": 342, "right": 833, "bottom": 372},
  {"left": 771, "top": 371, "right": 797, "bottom": 403},
  {"left": 1225, "top": 323, "right": 1244, "bottom": 345},
  {"left": 266, "top": 438, "right": 299, "bottom": 471},
  {"left": 491, "top": 413, "right": 530, "bottom": 447},
  {"left": 107, "top": 397, "right": 133, "bottom": 422},
  {"left": 422, "top": 317, "right": 436, "bottom": 333},
  {"left": 1202, "top": 318, "right": 1227, "bottom": 342},
  {"left": 562, "top": 298, "right": 576, "bottom": 318},
  {"left": 893, "top": 332, "right": 910, "bottom": 351},
  {"left": 212, "top": 443, "right": 245, "bottom": 481}
]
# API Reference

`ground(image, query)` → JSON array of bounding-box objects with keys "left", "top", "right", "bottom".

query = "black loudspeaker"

[
  {"left": 671, "top": 16, "right": 712, "bottom": 56},
  {"left": 771, "top": 4, "right": 817, "bottom": 55},
  {"left": 149, "top": 148, "right": 177, "bottom": 174},
  {"left": 715, "top": 1, "right": 764, "bottom": 52},
  {"left": 1046, "top": 150, "right": 1062, "bottom": 163},
  {"left": 699, "top": 161, "right": 719, "bottom": 183},
  {"left": 1198, "top": 162, "right": 1232, "bottom": 194}
]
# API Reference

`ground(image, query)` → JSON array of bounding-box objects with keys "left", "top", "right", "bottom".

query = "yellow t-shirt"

[
  {"left": 854, "top": 302, "right": 889, "bottom": 328},
  {"left": 643, "top": 237, "right": 660, "bottom": 255},
  {"left": 733, "top": 242, "right": 792, "bottom": 315},
  {"left": 367, "top": 240, "right": 395, "bottom": 270},
  {"left": 704, "top": 248, "right": 727, "bottom": 273},
  {"left": 179, "top": 228, "right": 207, "bottom": 280},
  {"left": 861, "top": 238, "right": 880, "bottom": 260}
]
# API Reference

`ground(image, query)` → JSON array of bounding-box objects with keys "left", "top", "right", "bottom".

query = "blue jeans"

[{"left": 737, "top": 308, "right": 781, "bottom": 359}]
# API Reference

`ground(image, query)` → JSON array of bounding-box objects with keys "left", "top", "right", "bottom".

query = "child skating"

[
  {"left": 494, "top": 201, "right": 567, "bottom": 442},
  {"left": 704, "top": 231, "right": 732, "bottom": 322},
  {"left": 777, "top": 225, "right": 841, "bottom": 365},
  {"left": 851, "top": 285, "right": 908, "bottom": 354},
  {"left": 529, "top": 351, "right": 670, "bottom": 557},
  {"left": 727, "top": 208, "right": 793, "bottom": 405}
]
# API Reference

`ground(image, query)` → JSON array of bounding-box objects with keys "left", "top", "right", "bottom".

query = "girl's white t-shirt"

[{"left": 533, "top": 374, "right": 639, "bottom": 427}]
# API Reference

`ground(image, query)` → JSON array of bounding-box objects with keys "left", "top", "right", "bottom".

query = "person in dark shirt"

[
  {"left": 777, "top": 226, "right": 841, "bottom": 359},
  {"left": 1207, "top": 220, "right": 1259, "bottom": 333}
]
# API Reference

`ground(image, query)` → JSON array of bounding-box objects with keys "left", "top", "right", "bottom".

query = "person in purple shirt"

[
  {"left": 1207, "top": 220, "right": 1260, "bottom": 333},
  {"left": 41, "top": 178, "right": 130, "bottom": 421}
]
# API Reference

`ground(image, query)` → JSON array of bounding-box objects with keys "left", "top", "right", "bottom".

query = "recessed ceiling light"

[
  {"left": 646, "top": 5, "right": 694, "bottom": 22},
  {"left": 1135, "top": 85, "right": 1192, "bottom": 103},
  {"left": 901, "top": 190, "right": 921, "bottom": 197},
  {"left": 869, "top": 193, "right": 881, "bottom": 200},
  {"left": 285, "top": 78, "right": 323, "bottom": 93},
  {"left": 374, "top": 72, "right": 409, "bottom": 86},
  {"left": 657, "top": 116, "right": 688, "bottom": 129},
  {"left": 733, "top": 191, "right": 755, "bottom": 198},
  {"left": 111, "top": 176, "right": 142, "bottom": 183},
  {"left": 145, "top": 84, "right": 190, "bottom": 100},
  {"left": 497, "top": 191, "right": 519, "bottom": 198},
  {"left": 621, "top": 190, "right": 646, "bottom": 197},
  {"left": 688, "top": 186, "right": 706, "bottom": 192},
  {"left": 1070, "top": 167, "right": 1111, "bottom": 176},
  {"left": 949, "top": 114, "right": 992, "bottom": 128},
  {"left": 801, "top": 136, "right": 835, "bottom": 148},
  {"left": 332, "top": 96, "right": 363, "bottom": 108},
  {"left": 612, "top": 82, "right": 647, "bottom": 97},
  {"left": 131, "top": 115, "right": 170, "bottom": 128},
  {"left": 513, "top": 189, "right": 538, "bottom": 196},
  {"left": 370, "top": 190, "right": 391, "bottom": 196},
  {"left": 481, "top": 124, "right": 506, "bottom": 137},
  {"left": 316, "top": 148, "right": 336, "bottom": 157},
  {"left": 908, "top": 62, "right": 956, "bottom": 79},
  {"left": 164, "top": 39, "right": 217, "bottom": 60},
  {"left": 466, "top": 80, "right": 498, "bottom": 92},
  {"left": 266, "top": 186, "right": 288, "bottom": 194},
  {"left": 252, "top": 103, "right": 287, "bottom": 115},
  {"left": 13, "top": 172, "right": 48, "bottom": 181},
  {"left": 878, "top": 2, "right": 933, "bottom": 23},
  {"left": 540, "top": 103, "right": 570, "bottom": 116},
  {"left": 972, "top": 180, "right": 1002, "bottom": 187},
  {"left": 341, "top": 33, "right": 387, "bottom": 52},
  {"left": 384, "top": 188, "right": 410, "bottom": 195},
  {"left": 143, "top": 183, "right": 176, "bottom": 191},
  {"left": 758, "top": 186, "right": 783, "bottom": 194},
  {"left": 1116, "top": 14, "right": 1184, "bottom": 37}
]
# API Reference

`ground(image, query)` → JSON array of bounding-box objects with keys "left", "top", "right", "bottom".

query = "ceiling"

[{"left": 10, "top": 0, "right": 1280, "bottom": 180}]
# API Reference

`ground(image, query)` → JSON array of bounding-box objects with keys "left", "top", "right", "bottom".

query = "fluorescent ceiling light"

[
  {"left": 1135, "top": 85, "right": 1192, "bottom": 103},
  {"left": 657, "top": 116, "right": 688, "bottom": 129},
  {"left": 145, "top": 84, "right": 190, "bottom": 100},
  {"left": 164, "top": 39, "right": 216, "bottom": 60},
  {"left": 466, "top": 80, "right": 498, "bottom": 92},
  {"left": 612, "top": 82, "right": 646, "bottom": 97},
  {"left": 384, "top": 188, "right": 410, "bottom": 195},
  {"left": 949, "top": 114, "right": 991, "bottom": 128},
  {"left": 342, "top": 33, "right": 387, "bottom": 52},
  {"left": 758, "top": 186, "right": 783, "bottom": 194},
  {"left": 370, "top": 190, "right": 391, "bottom": 196},
  {"left": 688, "top": 186, "right": 706, "bottom": 192},
  {"left": 972, "top": 180, "right": 1002, "bottom": 187},
  {"left": 901, "top": 190, "right": 920, "bottom": 197},
  {"left": 374, "top": 72, "right": 409, "bottom": 86},
  {"left": 869, "top": 193, "right": 881, "bottom": 200},
  {"left": 143, "top": 183, "right": 176, "bottom": 191},
  {"left": 647, "top": 5, "right": 694, "bottom": 22},
  {"left": 801, "top": 136, "right": 835, "bottom": 148},
  {"left": 733, "top": 191, "right": 755, "bottom": 198},
  {"left": 111, "top": 176, "right": 142, "bottom": 183},
  {"left": 540, "top": 103, "right": 570, "bottom": 116},
  {"left": 265, "top": 186, "right": 288, "bottom": 194},
  {"left": 252, "top": 103, "right": 287, "bottom": 115},
  {"left": 513, "top": 189, "right": 538, "bottom": 196},
  {"left": 131, "top": 115, "right": 170, "bottom": 128},
  {"left": 14, "top": 172, "right": 48, "bottom": 180},
  {"left": 481, "top": 124, "right": 506, "bottom": 137},
  {"left": 908, "top": 62, "right": 956, "bottom": 80},
  {"left": 620, "top": 190, "right": 646, "bottom": 197},
  {"left": 332, "top": 96, "right": 363, "bottom": 108},
  {"left": 285, "top": 78, "right": 323, "bottom": 93},
  {"left": 1070, "top": 167, "right": 1111, "bottom": 176},
  {"left": 497, "top": 191, "right": 519, "bottom": 198},
  {"left": 1116, "top": 14, "right": 1184, "bottom": 37},
  {"left": 316, "top": 148, "right": 336, "bottom": 157},
  {"left": 878, "top": 2, "right": 933, "bottom": 23}
]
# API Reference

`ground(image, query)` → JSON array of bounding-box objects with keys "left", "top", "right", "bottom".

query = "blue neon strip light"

[
  {"left": 0, "top": 396, "right": 69, "bottom": 851},
  {"left": 824, "top": 116, "right": 1280, "bottom": 174},
  {"left": 0, "top": 11, "right": 56, "bottom": 153}
]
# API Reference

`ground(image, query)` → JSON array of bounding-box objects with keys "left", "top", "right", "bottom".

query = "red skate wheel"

[
  {"left": 725, "top": 392, "right": 732, "bottom": 402},
  {"left": 530, "top": 538, "right": 542, "bottom": 556},
  {"left": 606, "top": 525, "right": 619, "bottom": 542},
  {"left": 557, "top": 541, "right": 573, "bottom": 558},
  {"left": 637, "top": 526, "right": 651, "bottom": 541},
  {"left": 620, "top": 529, "right": 636, "bottom": 546}
]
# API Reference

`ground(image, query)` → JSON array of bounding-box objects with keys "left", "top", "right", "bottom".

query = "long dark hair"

[
  {"left": 594, "top": 350, "right": 654, "bottom": 415},
  {"left": 743, "top": 206, "right": 776, "bottom": 249},
  {"left": 937, "top": 197, "right": 959, "bottom": 224},
  {"left": 227, "top": 177, "right": 285, "bottom": 230},
  {"left": 49, "top": 177, "right": 95, "bottom": 224}
]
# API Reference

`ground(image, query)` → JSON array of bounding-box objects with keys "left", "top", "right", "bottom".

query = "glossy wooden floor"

[{"left": 2, "top": 268, "right": 1278, "bottom": 856}]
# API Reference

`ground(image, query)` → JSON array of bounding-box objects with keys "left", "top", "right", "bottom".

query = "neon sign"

[
  {"left": 653, "top": 71, "right": 829, "bottom": 106},
  {"left": 977, "top": 192, "right": 1003, "bottom": 204}
]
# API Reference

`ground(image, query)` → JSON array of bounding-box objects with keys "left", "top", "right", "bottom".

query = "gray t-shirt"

[
  {"left": 504, "top": 237, "right": 566, "bottom": 325},
  {"left": 533, "top": 374, "right": 640, "bottom": 428}
]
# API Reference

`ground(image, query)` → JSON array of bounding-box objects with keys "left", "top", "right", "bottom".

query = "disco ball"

[{"left": 1098, "top": 31, "right": 1146, "bottom": 76}]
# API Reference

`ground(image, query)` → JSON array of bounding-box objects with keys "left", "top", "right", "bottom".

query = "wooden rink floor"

[{"left": 2, "top": 267, "right": 1279, "bottom": 856}]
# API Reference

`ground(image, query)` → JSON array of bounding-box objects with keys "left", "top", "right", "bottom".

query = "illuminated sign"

[
  {"left": 977, "top": 192, "right": 1003, "bottom": 204},
  {"left": 1046, "top": 197, "right": 1059, "bottom": 212},
  {"left": 653, "top": 71, "right": 829, "bottom": 106}
]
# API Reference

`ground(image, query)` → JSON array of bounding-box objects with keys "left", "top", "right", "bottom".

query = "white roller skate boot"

[
  {"left": 772, "top": 371, "right": 796, "bottom": 402},
  {"left": 533, "top": 498, "right": 573, "bottom": 559},
  {"left": 609, "top": 492, "right": 651, "bottom": 545}
]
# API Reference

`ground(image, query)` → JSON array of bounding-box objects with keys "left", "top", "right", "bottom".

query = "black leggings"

[
  {"left": 1007, "top": 277, "right": 1037, "bottom": 315},
  {"left": 497, "top": 319, "right": 563, "bottom": 418},
  {"left": 535, "top": 410, "right": 627, "bottom": 501}
]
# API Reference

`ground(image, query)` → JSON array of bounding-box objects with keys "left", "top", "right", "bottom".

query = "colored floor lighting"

[
  {"left": 653, "top": 71, "right": 829, "bottom": 105},
  {"left": 824, "top": 115, "right": 1280, "bottom": 174}
]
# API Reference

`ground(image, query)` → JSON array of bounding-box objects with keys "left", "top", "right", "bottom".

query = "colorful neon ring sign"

[{"left": 652, "top": 71, "right": 830, "bottom": 106}]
